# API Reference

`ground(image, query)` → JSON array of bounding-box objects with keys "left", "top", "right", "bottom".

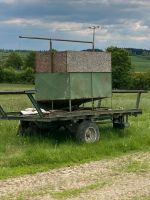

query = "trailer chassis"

[{"left": 0, "top": 90, "right": 146, "bottom": 143}]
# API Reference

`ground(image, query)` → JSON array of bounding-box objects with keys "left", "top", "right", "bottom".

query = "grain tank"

[{"left": 35, "top": 51, "right": 112, "bottom": 110}]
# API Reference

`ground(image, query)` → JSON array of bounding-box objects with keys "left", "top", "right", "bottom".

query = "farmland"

[
  {"left": 1, "top": 50, "right": 150, "bottom": 72},
  {"left": 130, "top": 55, "right": 150, "bottom": 72},
  {"left": 0, "top": 84, "right": 150, "bottom": 180}
]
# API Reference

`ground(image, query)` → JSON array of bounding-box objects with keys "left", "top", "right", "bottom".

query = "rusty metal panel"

[
  {"left": 92, "top": 73, "right": 112, "bottom": 98},
  {"left": 35, "top": 51, "right": 111, "bottom": 73},
  {"left": 67, "top": 52, "right": 111, "bottom": 72},
  {"left": 70, "top": 73, "right": 92, "bottom": 99},
  {"left": 36, "top": 52, "right": 52, "bottom": 72},
  {"left": 35, "top": 73, "right": 70, "bottom": 100}
]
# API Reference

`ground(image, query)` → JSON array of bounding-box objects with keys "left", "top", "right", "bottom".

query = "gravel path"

[{"left": 0, "top": 152, "right": 150, "bottom": 200}]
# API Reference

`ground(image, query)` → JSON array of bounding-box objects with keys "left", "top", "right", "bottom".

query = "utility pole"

[{"left": 89, "top": 26, "right": 99, "bottom": 51}]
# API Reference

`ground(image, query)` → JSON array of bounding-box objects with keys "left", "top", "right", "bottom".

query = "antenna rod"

[{"left": 19, "top": 36, "right": 93, "bottom": 44}]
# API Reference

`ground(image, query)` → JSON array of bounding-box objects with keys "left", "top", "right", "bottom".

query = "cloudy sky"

[{"left": 0, "top": 0, "right": 150, "bottom": 51}]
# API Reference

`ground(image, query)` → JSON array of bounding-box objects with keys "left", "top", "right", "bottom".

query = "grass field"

[
  {"left": 0, "top": 84, "right": 150, "bottom": 180},
  {"left": 131, "top": 55, "right": 150, "bottom": 72}
]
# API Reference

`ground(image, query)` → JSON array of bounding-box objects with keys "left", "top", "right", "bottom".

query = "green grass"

[
  {"left": 118, "top": 160, "right": 150, "bottom": 174},
  {"left": 1, "top": 181, "right": 108, "bottom": 200},
  {"left": 131, "top": 55, "right": 150, "bottom": 72},
  {"left": 52, "top": 181, "right": 108, "bottom": 199},
  {"left": 0, "top": 84, "right": 150, "bottom": 180},
  {"left": 125, "top": 160, "right": 149, "bottom": 173}
]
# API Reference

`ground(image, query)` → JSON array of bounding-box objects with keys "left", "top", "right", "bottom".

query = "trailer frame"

[{"left": 0, "top": 89, "right": 146, "bottom": 142}]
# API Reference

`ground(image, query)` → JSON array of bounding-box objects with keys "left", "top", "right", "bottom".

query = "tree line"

[
  {"left": 0, "top": 48, "right": 150, "bottom": 89},
  {"left": 107, "top": 47, "right": 150, "bottom": 90},
  {"left": 0, "top": 52, "right": 35, "bottom": 83}
]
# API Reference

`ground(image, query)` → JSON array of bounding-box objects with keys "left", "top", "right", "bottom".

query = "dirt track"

[{"left": 0, "top": 152, "right": 150, "bottom": 200}]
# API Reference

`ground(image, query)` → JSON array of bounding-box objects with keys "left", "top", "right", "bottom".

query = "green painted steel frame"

[
  {"left": 35, "top": 72, "right": 112, "bottom": 101},
  {"left": 0, "top": 89, "right": 146, "bottom": 122},
  {"left": 0, "top": 90, "right": 44, "bottom": 119}
]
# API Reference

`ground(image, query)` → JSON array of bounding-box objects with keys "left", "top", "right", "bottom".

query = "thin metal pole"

[
  {"left": 51, "top": 100, "right": 54, "bottom": 111},
  {"left": 0, "top": 105, "right": 7, "bottom": 118},
  {"left": 27, "top": 94, "right": 43, "bottom": 118},
  {"left": 69, "top": 99, "right": 72, "bottom": 112},
  {"left": 50, "top": 39, "right": 52, "bottom": 51},
  {"left": 50, "top": 39, "right": 54, "bottom": 72},
  {"left": 136, "top": 92, "right": 141, "bottom": 109},
  {"left": 19, "top": 36, "right": 93, "bottom": 44},
  {"left": 88, "top": 26, "right": 99, "bottom": 51},
  {"left": 92, "top": 28, "right": 95, "bottom": 51}
]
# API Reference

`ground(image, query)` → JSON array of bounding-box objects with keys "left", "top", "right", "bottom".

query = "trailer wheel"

[
  {"left": 76, "top": 121, "right": 100, "bottom": 143},
  {"left": 17, "top": 121, "right": 36, "bottom": 136},
  {"left": 17, "top": 121, "right": 28, "bottom": 136}
]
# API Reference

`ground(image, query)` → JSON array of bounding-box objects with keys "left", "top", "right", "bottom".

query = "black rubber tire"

[
  {"left": 113, "top": 116, "right": 128, "bottom": 129},
  {"left": 17, "top": 121, "right": 37, "bottom": 136},
  {"left": 76, "top": 121, "right": 100, "bottom": 143}
]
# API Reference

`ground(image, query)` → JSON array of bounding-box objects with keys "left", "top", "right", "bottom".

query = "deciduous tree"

[
  {"left": 106, "top": 47, "right": 132, "bottom": 89},
  {"left": 5, "top": 52, "right": 23, "bottom": 70}
]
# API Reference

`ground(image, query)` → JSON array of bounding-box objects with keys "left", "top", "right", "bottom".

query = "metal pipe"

[
  {"left": 51, "top": 100, "right": 54, "bottom": 111},
  {"left": 50, "top": 39, "right": 52, "bottom": 51},
  {"left": 27, "top": 93, "right": 43, "bottom": 118},
  {"left": 88, "top": 26, "right": 99, "bottom": 51},
  {"left": 112, "top": 90, "right": 146, "bottom": 93},
  {"left": 0, "top": 90, "right": 36, "bottom": 95},
  {"left": 69, "top": 99, "right": 72, "bottom": 112},
  {"left": 136, "top": 92, "right": 141, "bottom": 109},
  {"left": 19, "top": 36, "right": 93, "bottom": 44}
]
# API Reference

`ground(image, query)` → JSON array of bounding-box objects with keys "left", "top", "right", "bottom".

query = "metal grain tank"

[{"left": 35, "top": 51, "right": 111, "bottom": 110}]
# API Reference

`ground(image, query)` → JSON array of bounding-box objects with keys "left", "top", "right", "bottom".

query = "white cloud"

[
  {"left": 1, "top": 18, "right": 41, "bottom": 26},
  {"left": 0, "top": 17, "right": 92, "bottom": 33},
  {"left": 0, "top": 0, "right": 150, "bottom": 49},
  {"left": 1, "top": 17, "right": 150, "bottom": 44}
]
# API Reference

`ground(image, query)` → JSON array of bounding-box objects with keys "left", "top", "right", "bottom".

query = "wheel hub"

[{"left": 85, "top": 127, "right": 97, "bottom": 143}]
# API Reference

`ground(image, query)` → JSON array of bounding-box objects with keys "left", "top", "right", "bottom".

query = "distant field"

[{"left": 131, "top": 55, "right": 150, "bottom": 72}]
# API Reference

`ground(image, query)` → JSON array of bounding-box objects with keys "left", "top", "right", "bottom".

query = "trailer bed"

[
  {"left": 0, "top": 89, "right": 145, "bottom": 143},
  {"left": 0, "top": 108, "right": 142, "bottom": 122}
]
